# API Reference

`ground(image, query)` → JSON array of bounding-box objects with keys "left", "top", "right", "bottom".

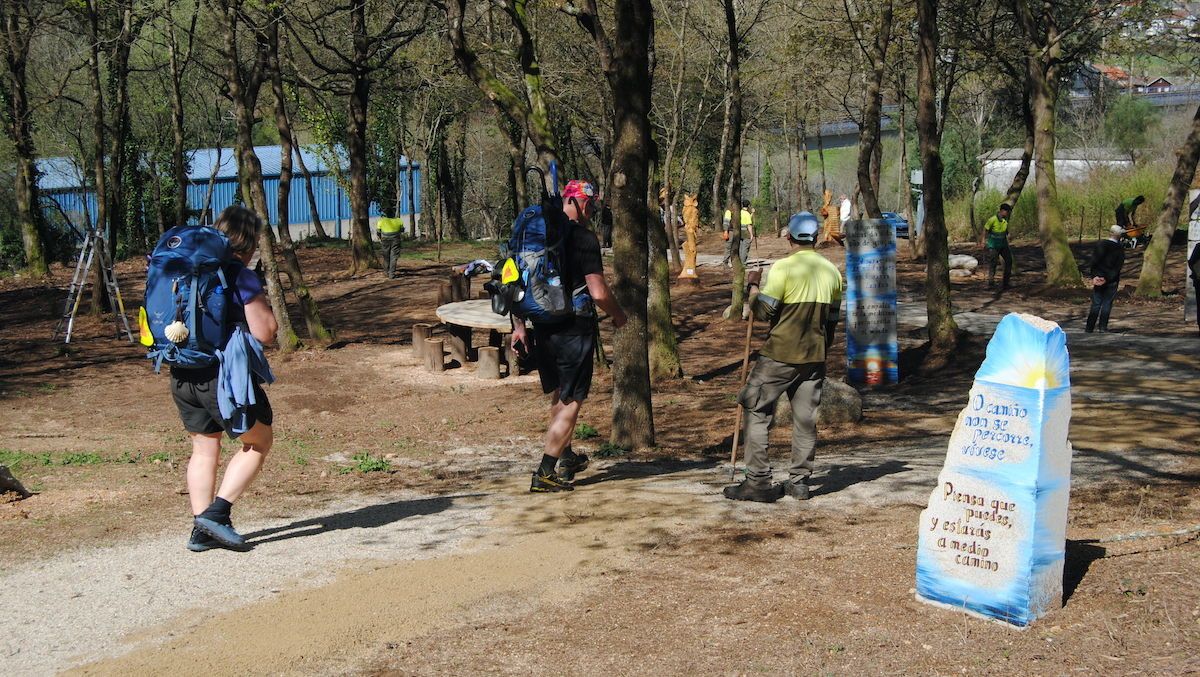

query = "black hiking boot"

[
  {"left": 530, "top": 470, "right": 575, "bottom": 493},
  {"left": 722, "top": 480, "right": 783, "bottom": 503},
  {"left": 187, "top": 526, "right": 220, "bottom": 553},
  {"left": 780, "top": 480, "right": 811, "bottom": 501},
  {"left": 557, "top": 452, "right": 590, "bottom": 482}
]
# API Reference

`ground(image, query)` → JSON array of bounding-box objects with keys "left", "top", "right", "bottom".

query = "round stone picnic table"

[{"left": 434, "top": 299, "right": 523, "bottom": 372}]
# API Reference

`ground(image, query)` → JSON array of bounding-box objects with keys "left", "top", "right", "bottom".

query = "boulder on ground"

[
  {"left": 0, "top": 465, "right": 30, "bottom": 500},
  {"left": 949, "top": 268, "right": 973, "bottom": 279},
  {"left": 948, "top": 254, "right": 978, "bottom": 271},
  {"left": 774, "top": 378, "right": 863, "bottom": 427}
]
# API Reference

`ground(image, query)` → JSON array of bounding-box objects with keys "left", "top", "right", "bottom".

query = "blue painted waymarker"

[
  {"left": 916, "top": 313, "right": 1073, "bottom": 627},
  {"left": 844, "top": 219, "right": 898, "bottom": 385}
]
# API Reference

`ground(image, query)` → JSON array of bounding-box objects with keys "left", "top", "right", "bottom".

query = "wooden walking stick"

[{"left": 729, "top": 313, "right": 755, "bottom": 480}]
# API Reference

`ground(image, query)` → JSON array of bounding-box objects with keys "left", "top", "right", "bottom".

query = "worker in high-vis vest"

[
  {"left": 376, "top": 216, "right": 404, "bottom": 279},
  {"left": 725, "top": 212, "right": 842, "bottom": 503},
  {"left": 721, "top": 199, "right": 755, "bottom": 267},
  {"left": 983, "top": 203, "right": 1012, "bottom": 290}
]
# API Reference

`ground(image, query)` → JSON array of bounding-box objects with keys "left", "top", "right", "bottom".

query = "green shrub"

[
  {"left": 595, "top": 442, "right": 629, "bottom": 458},
  {"left": 573, "top": 423, "right": 599, "bottom": 440},
  {"left": 947, "top": 162, "right": 1177, "bottom": 243},
  {"left": 60, "top": 452, "right": 103, "bottom": 466}
]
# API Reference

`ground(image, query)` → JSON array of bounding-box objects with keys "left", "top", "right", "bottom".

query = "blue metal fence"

[{"left": 39, "top": 148, "right": 421, "bottom": 237}]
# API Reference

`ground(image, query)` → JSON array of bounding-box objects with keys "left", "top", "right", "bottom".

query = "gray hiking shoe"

[{"left": 781, "top": 480, "right": 811, "bottom": 500}]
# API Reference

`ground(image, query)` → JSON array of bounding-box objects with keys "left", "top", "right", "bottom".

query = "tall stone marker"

[
  {"left": 916, "top": 313, "right": 1073, "bottom": 627},
  {"left": 844, "top": 218, "right": 898, "bottom": 385}
]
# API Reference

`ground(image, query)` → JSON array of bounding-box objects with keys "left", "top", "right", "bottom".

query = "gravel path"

[{"left": 0, "top": 491, "right": 492, "bottom": 675}]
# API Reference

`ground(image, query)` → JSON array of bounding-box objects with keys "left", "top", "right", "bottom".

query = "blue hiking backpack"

[
  {"left": 494, "top": 163, "right": 593, "bottom": 323},
  {"left": 144, "top": 225, "right": 239, "bottom": 371}
]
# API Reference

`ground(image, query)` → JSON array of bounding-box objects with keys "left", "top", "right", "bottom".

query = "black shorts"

[
  {"left": 533, "top": 326, "right": 595, "bottom": 403},
  {"left": 170, "top": 366, "right": 272, "bottom": 438}
]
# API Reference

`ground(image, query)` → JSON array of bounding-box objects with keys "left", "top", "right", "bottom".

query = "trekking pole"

[{"left": 728, "top": 313, "right": 755, "bottom": 480}]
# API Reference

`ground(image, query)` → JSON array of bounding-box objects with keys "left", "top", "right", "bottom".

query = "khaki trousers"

[{"left": 737, "top": 356, "right": 825, "bottom": 485}]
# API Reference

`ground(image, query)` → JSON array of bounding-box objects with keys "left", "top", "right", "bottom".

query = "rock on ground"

[{"left": 774, "top": 379, "right": 864, "bottom": 427}]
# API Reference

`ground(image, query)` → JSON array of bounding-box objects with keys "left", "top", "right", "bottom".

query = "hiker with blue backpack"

[
  {"left": 143, "top": 205, "right": 278, "bottom": 552},
  {"left": 490, "top": 175, "right": 626, "bottom": 492}
]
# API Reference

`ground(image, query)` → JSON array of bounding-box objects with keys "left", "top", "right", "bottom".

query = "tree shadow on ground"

[
  {"left": 573, "top": 458, "right": 719, "bottom": 487},
  {"left": 1064, "top": 539, "right": 1107, "bottom": 604},
  {"left": 242, "top": 494, "right": 482, "bottom": 545},
  {"left": 809, "top": 460, "right": 911, "bottom": 497}
]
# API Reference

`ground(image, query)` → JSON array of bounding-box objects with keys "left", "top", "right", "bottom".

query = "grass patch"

[
  {"left": 595, "top": 441, "right": 630, "bottom": 458},
  {"left": 299, "top": 236, "right": 350, "bottom": 249},
  {"left": 0, "top": 450, "right": 52, "bottom": 469},
  {"left": 573, "top": 422, "right": 599, "bottom": 440},
  {"left": 60, "top": 452, "right": 103, "bottom": 466},
  {"left": 147, "top": 451, "right": 171, "bottom": 463},
  {"left": 339, "top": 452, "right": 392, "bottom": 474}
]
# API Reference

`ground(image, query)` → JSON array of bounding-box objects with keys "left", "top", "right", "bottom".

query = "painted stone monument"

[
  {"left": 679, "top": 193, "right": 700, "bottom": 280},
  {"left": 844, "top": 218, "right": 898, "bottom": 385},
  {"left": 916, "top": 313, "right": 1073, "bottom": 627}
]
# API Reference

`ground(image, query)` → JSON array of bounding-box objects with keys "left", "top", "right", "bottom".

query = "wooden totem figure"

[
  {"left": 820, "top": 189, "right": 839, "bottom": 244},
  {"left": 679, "top": 193, "right": 700, "bottom": 280}
]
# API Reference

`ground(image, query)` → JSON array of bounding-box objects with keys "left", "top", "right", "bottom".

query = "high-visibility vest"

[{"left": 378, "top": 217, "right": 404, "bottom": 234}]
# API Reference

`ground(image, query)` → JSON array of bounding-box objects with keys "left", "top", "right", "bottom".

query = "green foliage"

[
  {"left": 948, "top": 163, "right": 1176, "bottom": 242},
  {"left": 60, "top": 452, "right": 103, "bottom": 466},
  {"left": 754, "top": 160, "right": 774, "bottom": 211},
  {"left": 0, "top": 450, "right": 52, "bottom": 469},
  {"left": 343, "top": 452, "right": 392, "bottom": 473},
  {"left": 573, "top": 422, "right": 599, "bottom": 440},
  {"left": 147, "top": 451, "right": 171, "bottom": 463},
  {"left": 595, "top": 441, "right": 629, "bottom": 458},
  {"left": 1105, "top": 96, "right": 1161, "bottom": 160}
]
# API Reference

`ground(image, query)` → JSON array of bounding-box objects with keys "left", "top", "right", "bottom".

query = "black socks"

[
  {"left": 197, "top": 496, "right": 233, "bottom": 525},
  {"left": 538, "top": 454, "right": 558, "bottom": 476}
]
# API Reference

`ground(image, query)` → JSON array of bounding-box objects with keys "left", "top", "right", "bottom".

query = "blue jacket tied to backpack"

[
  {"left": 216, "top": 324, "right": 275, "bottom": 435},
  {"left": 144, "top": 226, "right": 238, "bottom": 371}
]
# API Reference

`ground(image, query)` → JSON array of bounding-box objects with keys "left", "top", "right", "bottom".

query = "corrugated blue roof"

[{"left": 37, "top": 144, "right": 417, "bottom": 191}]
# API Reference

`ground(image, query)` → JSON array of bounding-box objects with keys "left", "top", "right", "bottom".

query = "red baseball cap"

[{"left": 562, "top": 180, "right": 596, "bottom": 201}]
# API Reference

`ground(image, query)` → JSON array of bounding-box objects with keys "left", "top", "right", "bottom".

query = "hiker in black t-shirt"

[
  {"left": 511, "top": 180, "right": 627, "bottom": 492},
  {"left": 1086, "top": 225, "right": 1127, "bottom": 333}
]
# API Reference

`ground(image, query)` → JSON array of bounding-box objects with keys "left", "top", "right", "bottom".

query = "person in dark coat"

[
  {"left": 1189, "top": 242, "right": 1200, "bottom": 336},
  {"left": 1086, "top": 225, "right": 1127, "bottom": 333}
]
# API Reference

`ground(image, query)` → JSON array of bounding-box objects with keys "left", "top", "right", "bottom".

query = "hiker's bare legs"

[
  {"left": 216, "top": 421, "right": 273, "bottom": 503},
  {"left": 544, "top": 390, "right": 581, "bottom": 459},
  {"left": 186, "top": 432, "right": 223, "bottom": 515}
]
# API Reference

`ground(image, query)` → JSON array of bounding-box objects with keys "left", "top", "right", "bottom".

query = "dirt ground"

[{"left": 1, "top": 231, "right": 1197, "bottom": 675}]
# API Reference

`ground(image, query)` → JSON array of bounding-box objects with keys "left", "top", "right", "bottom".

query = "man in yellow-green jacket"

[
  {"left": 725, "top": 211, "right": 843, "bottom": 503},
  {"left": 376, "top": 216, "right": 404, "bottom": 279},
  {"left": 984, "top": 203, "right": 1012, "bottom": 290}
]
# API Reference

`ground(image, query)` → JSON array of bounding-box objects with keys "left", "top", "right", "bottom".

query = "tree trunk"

[
  {"left": 0, "top": 1, "right": 47, "bottom": 276},
  {"left": 648, "top": 173, "right": 682, "bottom": 380},
  {"left": 86, "top": 1, "right": 109, "bottom": 311},
  {"left": 916, "top": 0, "right": 959, "bottom": 361},
  {"left": 816, "top": 125, "right": 827, "bottom": 194},
  {"left": 897, "top": 82, "right": 908, "bottom": 216},
  {"left": 217, "top": 0, "right": 299, "bottom": 351},
  {"left": 269, "top": 16, "right": 331, "bottom": 343},
  {"left": 1018, "top": 0, "right": 1081, "bottom": 287},
  {"left": 1003, "top": 77, "right": 1035, "bottom": 206},
  {"left": 346, "top": 90, "right": 378, "bottom": 271},
  {"left": 106, "top": 3, "right": 138, "bottom": 260},
  {"left": 856, "top": 0, "right": 893, "bottom": 219},
  {"left": 1136, "top": 102, "right": 1200, "bottom": 296},
  {"left": 291, "top": 136, "right": 329, "bottom": 239},
  {"left": 166, "top": 7, "right": 193, "bottom": 227},
  {"left": 723, "top": 0, "right": 747, "bottom": 319},
  {"left": 499, "top": 109, "right": 526, "bottom": 223},
  {"left": 711, "top": 62, "right": 732, "bottom": 226},
  {"left": 609, "top": 0, "right": 656, "bottom": 450},
  {"left": 797, "top": 118, "right": 811, "bottom": 212}
]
